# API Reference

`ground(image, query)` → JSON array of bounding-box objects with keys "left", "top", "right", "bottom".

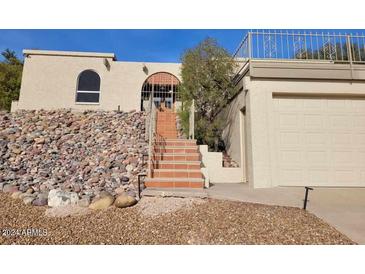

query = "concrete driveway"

[{"left": 207, "top": 184, "right": 365, "bottom": 244}]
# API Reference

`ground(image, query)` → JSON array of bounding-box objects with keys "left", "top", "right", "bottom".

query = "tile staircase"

[{"left": 144, "top": 106, "right": 205, "bottom": 188}]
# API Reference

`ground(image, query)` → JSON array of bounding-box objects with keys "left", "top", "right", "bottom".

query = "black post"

[
  {"left": 303, "top": 187, "right": 313, "bottom": 210},
  {"left": 137, "top": 174, "right": 146, "bottom": 199},
  {"left": 117, "top": 105, "right": 120, "bottom": 112}
]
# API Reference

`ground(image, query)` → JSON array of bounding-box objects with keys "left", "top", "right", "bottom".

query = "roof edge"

[{"left": 23, "top": 49, "right": 116, "bottom": 60}]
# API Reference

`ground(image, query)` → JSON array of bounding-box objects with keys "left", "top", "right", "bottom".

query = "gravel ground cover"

[{"left": 0, "top": 193, "right": 354, "bottom": 245}]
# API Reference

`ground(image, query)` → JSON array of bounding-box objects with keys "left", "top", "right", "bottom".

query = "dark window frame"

[{"left": 76, "top": 70, "right": 101, "bottom": 104}]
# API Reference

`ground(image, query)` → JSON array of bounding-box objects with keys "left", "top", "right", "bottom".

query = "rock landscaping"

[
  {"left": 222, "top": 152, "right": 239, "bottom": 168},
  {"left": 0, "top": 110, "right": 148, "bottom": 209},
  {"left": 0, "top": 193, "right": 355, "bottom": 244}
]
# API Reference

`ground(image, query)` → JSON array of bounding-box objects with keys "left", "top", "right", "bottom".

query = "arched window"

[{"left": 76, "top": 70, "right": 101, "bottom": 103}]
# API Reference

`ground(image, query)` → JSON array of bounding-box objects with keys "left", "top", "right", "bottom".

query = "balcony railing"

[{"left": 233, "top": 30, "right": 365, "bottom": 63}]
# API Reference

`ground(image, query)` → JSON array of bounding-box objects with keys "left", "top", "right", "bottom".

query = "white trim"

[
  {"left": 76, "top": 90, "right": 100, "bottom": 94},
  {"left": 75, "top": 90, "right": 101, "bottom": 104}
]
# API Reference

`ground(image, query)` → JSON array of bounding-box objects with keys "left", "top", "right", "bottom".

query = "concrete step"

[
  {"left": 152, "top": 169, "right": 203, "bottom": 179},
  {"left": 144, "top": 177, "right": 204, "bottom": 188},
  {"left": 142, "top": 187, "right": 208, "bottom": 198}
]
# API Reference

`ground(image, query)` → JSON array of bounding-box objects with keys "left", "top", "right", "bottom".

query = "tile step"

[
  {"left": 153, "top": 145, "right": 198, "bottom": 149},
  {"left": 152, "top": 163, "right": 201, "bottom": 170},
  {"left": 153, "top": 148, "right": 198, "bottom": 153},
  {"left": 162, "top": 139, "right": 197, "bottom": 142},
  {"left": 152, "top": 169, "right": 203, "bottom": 179}
]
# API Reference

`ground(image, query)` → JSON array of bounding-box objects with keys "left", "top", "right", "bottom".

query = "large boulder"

[
  {"left": 89, "top": 193, "right": 114, "bottom": 210},
  {"left": 21, "top": 194, "right": 36, "bottom": 205},
  {"left": 32, "top": 196, "right": 48, "bottom": 206},
  {"left": 48, "top": 189, "right": 79, "bottom": 207},
  {"left": 11, "top": 191, "right": 23, "bottom": 199},
  {"left": 114, "top": 194, "right": 137, "bottom": 208},
  {"left": 77, "top": 196, "right": 91, "bottom": 207},
  {"left": 3, "top": 184, "right": 19, "bottom": 193}
]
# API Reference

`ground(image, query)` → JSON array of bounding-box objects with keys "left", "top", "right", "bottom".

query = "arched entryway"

[{"left": 140, "top": 72, "right": 180, "bottom": 111}]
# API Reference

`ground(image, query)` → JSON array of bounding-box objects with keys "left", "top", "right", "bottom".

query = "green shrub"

[
  {"left": 0, "top": 49, "right": 23, "bottom": 111},
  {"left": 178, "top": 38, "right": 237, "bottom": 150}
]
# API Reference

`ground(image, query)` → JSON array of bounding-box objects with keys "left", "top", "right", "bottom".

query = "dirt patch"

[
  {"left": 45, "top": 205, "right": 91, "bottom": 218},
  {"left": 136, "top": 197, "right": 206, "bottom": 217}
]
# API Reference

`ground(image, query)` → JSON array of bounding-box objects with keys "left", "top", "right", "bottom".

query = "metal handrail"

[
  {"left": 232, "top": 30, "right": 365, "bottom": 83},
  {"left": 233, "top": 30, "right": 365, "bottom": 63},
  {"left": 147, "top": 96, "right": 157, "bottom": 177}
]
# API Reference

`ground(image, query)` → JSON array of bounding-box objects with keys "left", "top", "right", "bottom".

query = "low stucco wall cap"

[{"left": 23, "top": 49, "right": 116, "bottom": 60}]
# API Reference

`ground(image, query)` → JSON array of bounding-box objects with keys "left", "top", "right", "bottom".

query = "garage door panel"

[
  {"left": 308, "top": 169, "right": 330, "bottom": 184},
  {"left": 304, "top": 115, "right": 325, "bottom": 130},
  {"left": 357, "top": 151, "right": 365, "bottom": 163},
  {"left": 306, "top": 151, "right": 328, "bottom": 165},
  {"left": 334, "top": 170, "right": 357, "bottom": 184},
  {"left": 280, "top": 169, "right": 304, "bottom": 184},
  {"left": 330, "top": 115, "right": 353, "bottom": 130},
  {"left": 279, "top": 132, "right": 301, "bottom": 146},
  {"left": 279, "top": 150, "right": 302, "bottom": 164},
  {"left": 304, "top": 132, "right": 327, "bottom": 145},
  {"left": 353, "top": 134, "right": 365, "bottom": 146},
  {"left": 331, "top": 133, "right": 352, "bottom": 146},
  {"left": 273, "top": 95, "right": 365, "bottom": 187},
  {"left": 274, "top": 98, "right": 303, "bottom": 111},
  {"left": 327, "top": 99, "right": 350, "bottom": 111},
  {"left": 303, "top": 98, "right": 326, "bottom": 110},
  {"left": 278, "top": 114, "right": 300, "bottom": 129},
  {"left": 353, "top": 115, "right": 365, "bottom": 130},
  {"left": 352, "top": 99, "right": 365, "bottom": 113},
  {"left": 361, "top": 171, "right": 365, "bottom": 181},
  {"left": 331, "top": 151, "right": 354, "bottom": 166}
]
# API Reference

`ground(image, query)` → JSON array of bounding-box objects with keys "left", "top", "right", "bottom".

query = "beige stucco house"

[
  {"left": 221, "top": 60, "right": 365, "bottom": 188},
  {"left": 12, "top": 31, "right": 365, "bottom": 188},
  {"left": 12, "top": 49, "right": 181, "bottom": 112},
  {"left": 220, "top": 31, "right": 365, "bottom": 188}
]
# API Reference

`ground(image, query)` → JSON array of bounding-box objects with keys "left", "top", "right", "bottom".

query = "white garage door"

[{"left": 273, "top": 95, "right": 365, "bottom": 187}]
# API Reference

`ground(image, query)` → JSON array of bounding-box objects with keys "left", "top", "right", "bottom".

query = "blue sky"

[
  {"left": 0, "top": 30, "right": 247, "bottom": 62},
  {"left": 0, "top": 29, "right": 364, "bottom": 63}
]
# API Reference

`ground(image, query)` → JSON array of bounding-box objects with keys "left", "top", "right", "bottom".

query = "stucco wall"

[
  {"left": 222, "top": 76, "right": 365, "bottom": 188},
  {"left": 220, "top": 76, "right": 251, "bottom": 184},
  {"left": 199, "top": 145, "right": 244, "bottom": 184},
  {"left": 14, "top": 52, "right": 181, "bottom": 112}
]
